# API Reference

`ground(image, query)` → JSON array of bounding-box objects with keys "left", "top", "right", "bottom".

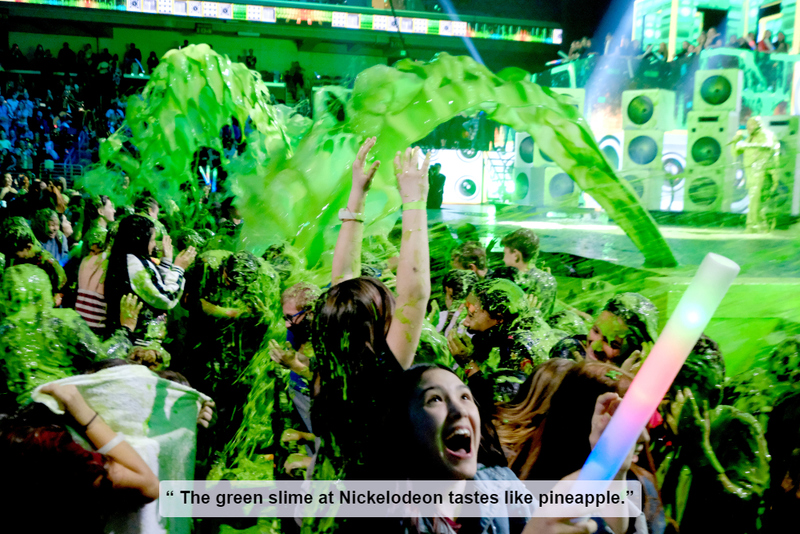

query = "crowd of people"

[
  {"left": 563, "top": 27, "right": 793, "bottom": 64},
  {"left": 0, "top": 129, "right": 795, "bottom": 533}
]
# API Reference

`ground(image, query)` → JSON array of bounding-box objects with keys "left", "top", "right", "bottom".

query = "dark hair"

[
  {"left": 0, "top": 217, "right": 35, "bottom": 256},
  {"left": 485, "top": 266, "right": 520, "bottom": 283},
  {"left": 451, "top": 241, "right": 487, "bottom": 270},
  {"left": 30, "top": 208, "right": 59, "bottom": 243},
  {"left": 310, "top": 277, "right": 396, "bottom": 472},
  {"left": 87, "top": 195, "right": 111, "bottom": 221},
  {"left": 670, "top": 334, "right": 724, "bottom": 409},
  {"left": 442, "top": 269, "right": 478, "bottom": 302},
  {"left": 105, "top": 215, "right": 155, "bottom": 331},
  {"left": 471, "top": 278, "right": 528, "bottom": 323},
  {"left": 380, "top": 364, "right": 506, "bottom": 480},
  {"left": 133, "top": 193, "right": 159, "bottom": 214},
  {"left": 602, "top": 293, "right": 658, "bottom": 360},
  {"left": 528, "top": 361, "right": 633, "bottom": 481},
  {"left": 501, "top": 229, "right": 540, "bottom": 263}
]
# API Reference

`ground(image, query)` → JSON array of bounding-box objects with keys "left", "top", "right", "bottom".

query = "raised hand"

[
  {"left": 161, "top": 234, "right": 174, "bottom": 261},
  {"left": 352, "top": 136, "right": 381, "bottom": 196},
  {"left": 174, "top": 246, "right": 197, "bottom": 270},
  {"left": 120, "top": 293, "right": 144, "bottom": 332},
  {"left": 393, "top": 146, "right": 430, "bottom": 203}
]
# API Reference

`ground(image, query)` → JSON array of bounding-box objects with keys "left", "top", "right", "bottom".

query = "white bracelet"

[
  {"left": 338, "top": 208, "right": 365, "bottom": 222},
  {"left": 97, "top": 433, "right": 125, "bottom": 455}
]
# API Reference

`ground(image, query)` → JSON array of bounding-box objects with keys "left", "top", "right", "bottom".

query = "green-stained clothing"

[
  {"left": 656, "top": 401, "right": 769, "bottom": 534},
  {"left": 8, "top": 248, "right": 67, "bottom": 296},
  {"left": 82, "top": 221, "right": 110, "bottom": 255},
  {"left": 0, "top": 264, "right": 132, "bottom": 409},
  {"left": 182, "top": 250, "right": 284, "bottom": 478},
  {"left": 519, "top": 267, "right": 557, "bottom": 318}
]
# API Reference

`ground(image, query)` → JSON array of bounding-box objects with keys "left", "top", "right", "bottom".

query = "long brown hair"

[
  {"left": 527, "top": 361, "right": 634, "bottom": 481},
  {"left": 310, "top": 277, "right": 396, "bottom": 477},
  {"left": 495, "top": 358, "right": 574, "bottom": 479}
]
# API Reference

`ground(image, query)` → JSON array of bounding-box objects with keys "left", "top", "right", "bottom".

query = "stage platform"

[{"left": 430, "top": 204, "right": 800, "bottom": 376}]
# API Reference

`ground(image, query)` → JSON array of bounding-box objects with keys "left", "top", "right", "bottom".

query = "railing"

[{"left": 38, "top": 162, "right": 84, "bottom": 187}]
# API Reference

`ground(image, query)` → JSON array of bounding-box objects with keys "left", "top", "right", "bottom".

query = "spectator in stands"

[
  {"left": 695, "top": 32, "right": 707, "bottom": 51},
  {"left": 82, "top": 44, "right": 93, "bottom": 66},
  {"left": 33, "top": 44, "right": 46, "bottom": 66},
  {"left": 16, "top": 139, "right": 36, "bottom": 174},
  {"left": 604, "top": 33, "right": 614, "bottom": 55},
  {"left": 32, "top": 208, "right": 69, "bottom": 266},
  {"left": 0, "top": 173, "right": 17, "bottom": 201},
  {"left": 742, "top": 32, "right": 757, "bottom": 50},
  {"left": 124, "top": 43, "right": 142, "bottom": 74},
  {"left": 706, "top": 28, "right": 723, "bottom": 48},
  {"left": 147, "top": 51, "right": 160, "bottom": 73},
  {"left": 9, "top": 44, "right": 26, "bottom": 69},
  {"left": 774, "top": 32, "right": 789, "bottom": 53},
  {"left": 0, "top": 130, "right": 11, "bottom": 152},
  {"left": 580, "top": 37, "right": 593, "bottom": 58},
  {"left": 43, "top": 134, "right": 59, "bottom": 161},
  {"left": 674, "top": 40, "right": 691, "bottom": 59},
  {"left": 1, "top": 149, "right": 17, "bottom": 173},
  {"left": 245, "top": 49, "right": 257, "bottom": 70},
  {"left": 58, "top": 42, "right": 76, "bottom": 70},
  {"left": 758, "top": 30, "right": 775, "bottom": 52},
  {"left": 567, "top": 41, "right": 581, "bottom": 61},
  {"left": 0, "top": 97, "right": 11, "bottom": 134},
  {"left": 19, "top": 173, "right": 30, "bottom": 195}
]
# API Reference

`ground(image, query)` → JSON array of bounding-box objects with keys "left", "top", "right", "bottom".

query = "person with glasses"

[{"left": 270, "top": 282, "right": 321, "bottom": 443}]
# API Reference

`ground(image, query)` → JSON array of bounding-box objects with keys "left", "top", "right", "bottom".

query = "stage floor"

[
  {"left": 432, "top": 204, "right": 800, "bottom": 375},
  {"left": 434, "top": 204, "right": 800, "bottom": 278}
]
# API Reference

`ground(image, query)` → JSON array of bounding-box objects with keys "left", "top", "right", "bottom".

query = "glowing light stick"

[{"left": 579, "top": 253, "right": 740, "bottom": 482}]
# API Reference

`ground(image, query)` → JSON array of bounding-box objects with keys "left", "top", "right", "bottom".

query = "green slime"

[{"left": 0, "top": 264, "right": 131, "bottom": 407}]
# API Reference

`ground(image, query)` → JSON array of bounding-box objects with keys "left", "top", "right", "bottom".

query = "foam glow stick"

[{"left": 579, "top": 252, "right": 740, "bottom": 482}]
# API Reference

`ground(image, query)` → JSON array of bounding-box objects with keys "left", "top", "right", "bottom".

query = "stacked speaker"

[
  {"left": 761, "top": 115, "right": 800, "bottom": 217},
  {"left": 682, "top": 69, "right": 744, "bottom": 212},
  {"left": 512, "top": 89, "right": 585, "bottom": 208},
  {"left": 620, "top": 89, "right": 676, "bottom": 210}
]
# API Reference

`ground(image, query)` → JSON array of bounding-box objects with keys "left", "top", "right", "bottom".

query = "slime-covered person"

[
  {"left": 0, "top": 216, "right": 66, "bottom": 307},
  {"left": 447, "top": 279, "right": 546, "bottom": 404},
  {"left": 655, "top": 335, "right": 769, "bottom": 534},
  {"left": 583, "top": 292, "right": 658, "bottom": 368},
  {"left": 0, "top": 264, "right": 142, "bottom": 411},
  {"left": 269, "top": 282, "right": 321, "bottom": 435},
  {"left": 734, "top": 117, "right": 781, "bottom": 233},
  {"left": 501, "top": 228, "right": 558, "bottom": 318},
  {"left": 181, "top": 249, "right": 282, "bottom": 476}
]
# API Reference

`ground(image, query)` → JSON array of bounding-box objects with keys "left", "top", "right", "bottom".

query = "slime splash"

[{"left": 82, "top": 46, "right": 675, "bottom": 270}]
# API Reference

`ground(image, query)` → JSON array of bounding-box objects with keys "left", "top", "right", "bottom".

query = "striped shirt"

[
  {"left": 76, "top": 288, "right": 107, "bottom": 330},
  {"left": 127, "top": 254, "right": 185, "bottom": 310}
]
